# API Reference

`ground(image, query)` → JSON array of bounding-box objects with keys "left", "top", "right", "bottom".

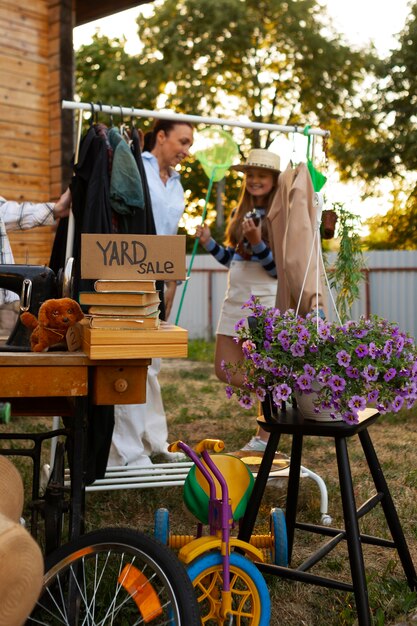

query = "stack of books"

[
  {"left": 79, "top": 279, "right": 161, "bottom": 329},
  {"left": 78, "top": 279, "right": 188, "bottom": 359}
]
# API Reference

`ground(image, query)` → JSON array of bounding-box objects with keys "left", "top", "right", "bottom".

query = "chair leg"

[
  {"left": 238, "top": 429, "right": 281, "bottom": 543},
  {"left": 285, "top": 434, "right": 303, "bottom": 563},
  {"left": 335, "top": 437, "right": 371, "bottom": 626},
  {"left": 359, "top": 429, "right": 417, "bottom": 589}
]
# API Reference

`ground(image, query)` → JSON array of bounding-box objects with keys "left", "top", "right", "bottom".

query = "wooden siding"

[{"left": 0, "top": 0, "right": 73, "bottom": 266}]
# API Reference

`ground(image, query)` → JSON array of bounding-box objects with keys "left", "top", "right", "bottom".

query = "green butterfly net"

[{"left": 193, "top": 128, "right": 239, "bottom": 181}]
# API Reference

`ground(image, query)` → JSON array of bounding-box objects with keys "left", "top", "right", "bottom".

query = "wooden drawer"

[{"left": 92, "top": 364, "right": 148, "bottom": 405}]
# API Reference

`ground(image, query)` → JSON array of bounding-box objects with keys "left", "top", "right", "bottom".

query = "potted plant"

[
  {"left": 223, "top": 297, "right": 417, "bottom": 424},
  {"left": 326, "top": 201, "right": 365, "bottom": 323}
]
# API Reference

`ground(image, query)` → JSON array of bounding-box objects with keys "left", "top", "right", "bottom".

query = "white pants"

[{"left": 108, "top": 358, "right": 169, "bottom": 466}]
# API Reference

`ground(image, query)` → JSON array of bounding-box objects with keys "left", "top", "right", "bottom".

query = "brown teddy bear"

[{"left": 20, "top": 297, "right": 84, "bottom": 352}]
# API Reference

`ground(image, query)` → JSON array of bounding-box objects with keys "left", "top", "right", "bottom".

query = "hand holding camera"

[
  {"left": 242, "top": 208, "right": 262, "bottom": 246},
  {"left": 244, "top": 208, "right": 262, "bottom": 226}
]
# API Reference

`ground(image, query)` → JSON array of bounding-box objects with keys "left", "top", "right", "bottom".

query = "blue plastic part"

[
  {"left": 154, "top": 508, "right": 170, "bottom": 546},
  {"left": 270, "top": 507, "right": 288, "bottom": 566},
  {"left": 187, "top": 551, "right": 271, "bottom": 626}
]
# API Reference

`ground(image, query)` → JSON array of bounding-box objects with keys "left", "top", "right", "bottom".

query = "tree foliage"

[
  {"left": 75, "top": 35, "right": 140, "bottom": 106},
  {"left": 135, "top": 0, "right": 372, "bottom": 148},
  {"left": 329, "top": 4, "right": 417, "bottom": 187},
  {"left": 364, "top": 189, "right": 417, "bottom": 250},
  {"left": 74, "top": 1, "right": 417, "bottom": 249}
]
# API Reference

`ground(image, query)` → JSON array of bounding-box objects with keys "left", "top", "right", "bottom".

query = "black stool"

[{"left": 238, "top": 402, "right": 417, "bottom": 626}]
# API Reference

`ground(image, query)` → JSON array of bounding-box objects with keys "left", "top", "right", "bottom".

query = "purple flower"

[
  {"left": 367, "top": 389, "right": 379, "bottom": 403},
  {"left": 348, "top": 395, "right": 366, "bottom": 411},
  {"left": 290, "top": 342, "right": 305, "bottom": 357},
  {"left": 318, "top": 323, "right": 331, "bottom": 339},
  {"left": 391, "top": 396, "right": 404, "bottom": 412},
  {"left": 225, "top": 386, "right": 234, "bottom": 399},
  {"left": 346, "top": 366, "right": 360, "bottom": 379},
  {"left": 383, "top": 340, "right": 393, "bottom": 359},
  {"left": 383, "top": 368, "right": 397, "bottom": 382},
  {"left": 238, "top": 395, "right": 255, "bottom": 409},
  {"left": 278, "top": 330, "right": 290, "bottom": 342},
  {"left": 355, "top": 344, "right": 369, "bottom": 358},
  {"left": 297, "top": 327, "right": 311, "bottom": 344},
  {"left": 251, "top": 352, "right": 263, "bottom": 367},
  {"left": 234, "top": 318, "right": 246, "bottom": 332},
  {"left": 255, "top": 387, "right": 267, "bottom": 402},
  {"left": 296, "top": 374, "right": 313, "bottom": 391},
  {"left": 272, "top": 383, "right": 292, "bottom": 403},
  {"left": 328, "top": 376, "right": 346, "bottom": 393},
  {"left": 242, "top": 340, "right": 256, "bottom": 358},
  {"left": 368, "top": 342, "right": 379, "bottom": 359},
  {"left": 343, "top": 410, "right": 360, "bottom": 424},
  {"left": 304, "top": 364, "right": 316, "bottom": 377},
  {"left": 336, "top": 350, "right": 351, "bottom": 367},
  {"left": 363, "top": 364, "right": 378, "bottom": 382},
  {"left": 354, "top": 328, "right": 368, "bottom": 338}
]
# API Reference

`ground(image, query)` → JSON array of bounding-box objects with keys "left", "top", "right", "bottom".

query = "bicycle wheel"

[
  {"left": 28, "top": 527, "right": 201, "bottom": 625},
  {"left": 270, "top": 507, "right": 288, "bottom": 566},
  {"left": 154, "top": 507, "right": 170, "bottom": 545},
  {"left": 187, "top": 551, "right": 270, "bottom": 625}
]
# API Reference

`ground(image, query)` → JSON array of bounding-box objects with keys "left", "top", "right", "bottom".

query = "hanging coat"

[{"left": 267, "top": 162, "right": 326, "bottom": 316}]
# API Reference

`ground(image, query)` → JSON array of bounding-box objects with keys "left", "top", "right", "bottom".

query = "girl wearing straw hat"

[{"left": 196, "top": 148, "right": 280, "bottom": 452}]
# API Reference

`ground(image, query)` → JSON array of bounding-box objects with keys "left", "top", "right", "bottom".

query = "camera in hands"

[{"left": 244, "top": 208, "right": 262, "bottom": 226}]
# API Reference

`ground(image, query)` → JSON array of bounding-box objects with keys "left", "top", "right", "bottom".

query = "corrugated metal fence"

[{"left": 172, "top": 250, "right": 417, "bottom": 341}]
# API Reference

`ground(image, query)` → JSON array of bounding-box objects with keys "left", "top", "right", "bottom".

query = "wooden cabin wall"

[{"left": 0, "top": 0, "right": 74, "bottom": 266}]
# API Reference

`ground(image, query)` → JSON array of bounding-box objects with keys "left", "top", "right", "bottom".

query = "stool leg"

[
  {"left": 359, "top": 429, "right": 417, "bottom": 589},
  {"left": 285, "top": 434, "right": 303, "bottom": 563},
  {"left": 238, "top": 429, "right": 281, "bottom": 543},
  {"left": 335, "top": 437, "right": 371, "bottom": 626}
]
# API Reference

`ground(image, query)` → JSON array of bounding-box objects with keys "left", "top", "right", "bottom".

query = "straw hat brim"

[{"left": 230, "top": 163, "right": 281, "bottom": 173}]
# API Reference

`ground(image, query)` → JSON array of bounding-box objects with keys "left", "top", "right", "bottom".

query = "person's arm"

[
  {"left": 241, "top": 217, "right": 277, "bottom": 277},
  {"left": 251, "top": 241, "right": 277, "bottom": 277},
  {"left": 196, "top": 223, "right": 233, "bottom": 267},
  {"left": 0, "top": 188, "right": 71, "bottom": 231}
]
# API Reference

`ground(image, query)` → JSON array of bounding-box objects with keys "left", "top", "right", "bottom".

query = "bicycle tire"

[
  {"left": 187, "top": 551, "right": 270, "bottom": 625},
  {"left": 270, "top": 507, "right": 288, "bottom": 566},
  {"left": 28, "top": 526, "right": 201, "bottom": 625},
  {"left": 154, "top": 507, "right": 170, "bottom": 545}
]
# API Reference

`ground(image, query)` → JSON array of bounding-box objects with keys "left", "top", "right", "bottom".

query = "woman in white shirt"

[{"left": 109, "top": 120, "right": 193, "bottom": 467}]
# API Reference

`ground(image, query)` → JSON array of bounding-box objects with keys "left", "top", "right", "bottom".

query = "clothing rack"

[{"left": 62, "top": 100, "right": 330, "bottom": 138}]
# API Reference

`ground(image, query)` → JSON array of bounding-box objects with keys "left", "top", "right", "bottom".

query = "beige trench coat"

[{"left": 266, "top": 162, "right": 326, "bottom": 316}]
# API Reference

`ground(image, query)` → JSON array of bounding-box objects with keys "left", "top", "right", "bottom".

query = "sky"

[{"left": 73, "top": 1, "right": 412, "bottom": 220}]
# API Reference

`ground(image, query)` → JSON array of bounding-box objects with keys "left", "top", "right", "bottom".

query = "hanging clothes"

[
  {"left": 49, "top": 121, "right": 157, "bottom": 483},
  {"left": 267, "top": 162, "right": 326, "bottom": 317}
]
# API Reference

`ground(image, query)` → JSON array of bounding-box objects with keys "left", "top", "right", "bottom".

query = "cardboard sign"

[{"left": 81, "top": 234, "right": 186, "bottom": 280}]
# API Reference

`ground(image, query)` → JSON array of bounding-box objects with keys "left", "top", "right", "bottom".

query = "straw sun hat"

[
  {"left": 231, "top": 149, "right": 281, "bottom": 173},
  {"left": 0, "top": 457, "right": 43, "bottom": 626}
]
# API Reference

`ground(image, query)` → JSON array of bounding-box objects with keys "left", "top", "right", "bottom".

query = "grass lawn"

[{"left": 2, "top": 339, "right": 417, "bottom": 625}]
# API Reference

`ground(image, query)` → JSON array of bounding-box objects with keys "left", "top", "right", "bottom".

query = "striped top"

[{"left": 202, "top": 206, "right": 276, "bottom": 277}]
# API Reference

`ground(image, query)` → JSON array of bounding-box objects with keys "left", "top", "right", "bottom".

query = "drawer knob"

[{"left": 114, "top": 378, "right": 128, "bottom": 393}]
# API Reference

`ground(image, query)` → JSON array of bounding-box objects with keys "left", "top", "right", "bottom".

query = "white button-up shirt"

[
  {"left": 142, "top": 152, "right": 185, "bottom": 235},
  {"left": 0, "top": 197, "right": 55, "bottom": 303}
]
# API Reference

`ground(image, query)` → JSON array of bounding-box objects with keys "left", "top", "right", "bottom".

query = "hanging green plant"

[{"left": 327, "top": 202, "right": 366, "bottom": 322}]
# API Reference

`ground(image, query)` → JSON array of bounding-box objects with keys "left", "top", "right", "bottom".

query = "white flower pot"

[{"left": 294, "top": 390, "right": 344, "bottom": 422}]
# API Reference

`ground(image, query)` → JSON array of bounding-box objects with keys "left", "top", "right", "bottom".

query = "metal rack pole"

[{"left": 62, "top": 100, "right": 330, "bottom": 137}]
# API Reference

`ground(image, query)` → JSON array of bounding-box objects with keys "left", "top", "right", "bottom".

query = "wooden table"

[{"left": 0, "top": 349, "right": 160, "bottom": 545}]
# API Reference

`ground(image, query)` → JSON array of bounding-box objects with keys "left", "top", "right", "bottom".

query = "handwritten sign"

[{"left": 81, "top": 234, "right": 186, "bottom": 280}]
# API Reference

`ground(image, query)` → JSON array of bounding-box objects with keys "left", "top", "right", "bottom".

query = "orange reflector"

[{"left": 118, "top": 564, "right": 163, "bottom": 622}]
